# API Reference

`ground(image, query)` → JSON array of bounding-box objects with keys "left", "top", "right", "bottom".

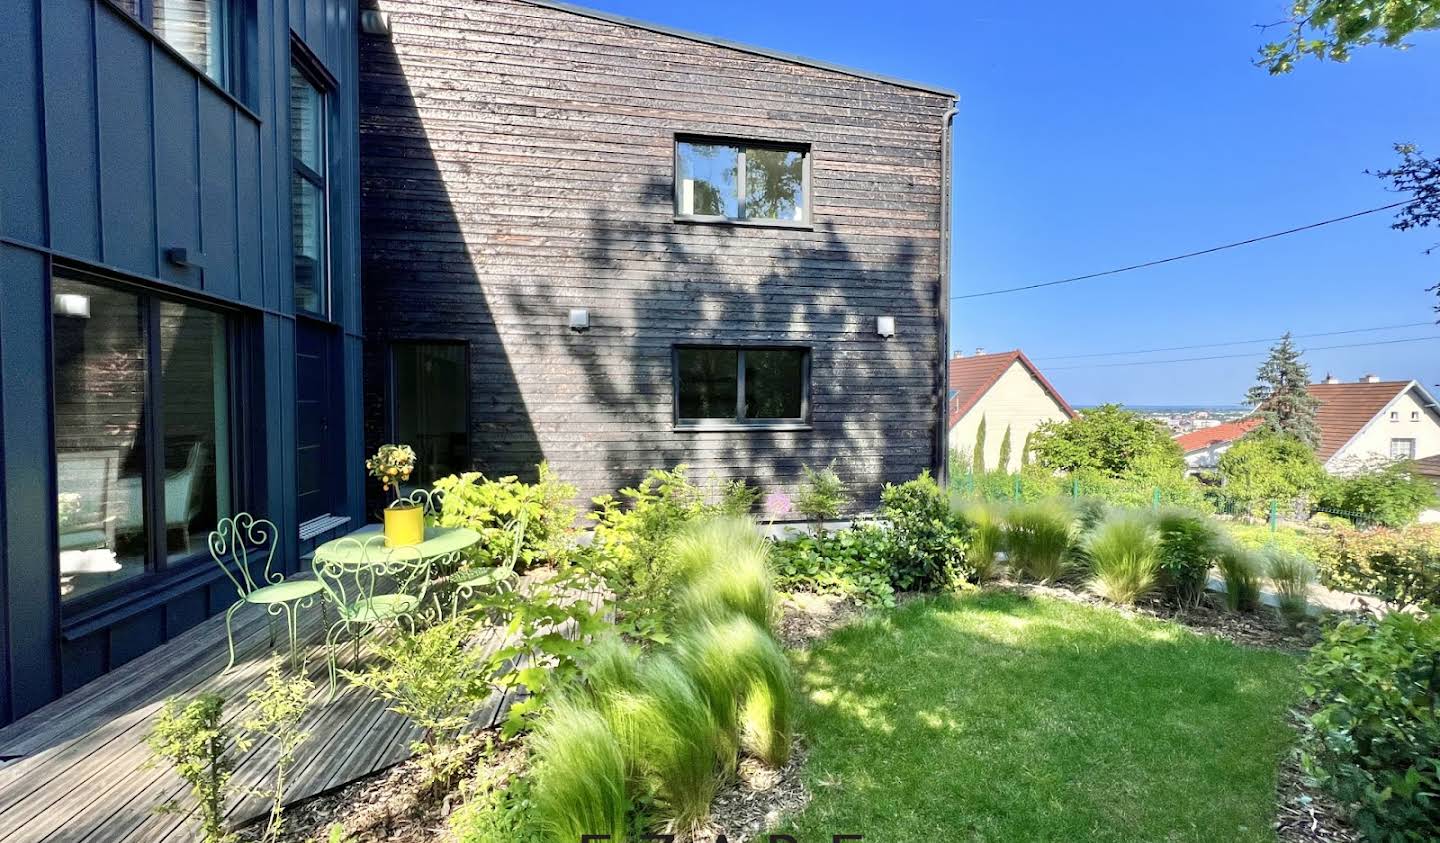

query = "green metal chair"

[
  {"left": 209, "top": 513, "right": 324, "bottom": 672},
  {"left": 311, "top": 534, "right": 434, "bottom": 696},
  {"left": 448, "top": 513, "right": 526, "bottom": 618}
]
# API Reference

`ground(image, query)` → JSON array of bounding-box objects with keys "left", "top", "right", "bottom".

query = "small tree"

[
  {"left": 1029, "top": 404, "right": 1183, "bottom": 478},
  {"left": 972, "top": 415, "right": 988, "bottom": 476},
  {"left": 239, "top": 661, "right": 311, "bottom": 843},
  {"left": 997, "top": 424, "right": 1013, "bottom": 473},
  {"left": 147, "top": 694, "right": 236, "bottom": 843},
  {"left": 795, "top": 462, "right": 849, "bottom": 532},
  {"left": 1020, "top": 430, "right": 1034, "bottom": 466},
  {"left": 1245, "top": 333, "right": 1321, "bottom": 448},
  {"left": 1217, "top": 431, "right": 1329, "bottom": 513}
]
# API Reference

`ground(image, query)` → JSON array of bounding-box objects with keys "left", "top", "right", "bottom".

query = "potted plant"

[{"left": 367, "top": 444, "right": 422, "bottom": 546}]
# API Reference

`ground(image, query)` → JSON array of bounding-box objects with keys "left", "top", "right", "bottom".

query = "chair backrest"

[
  {"left": 310, "top": 536, "right": 433, "bottom": 620},
  {"left": 208, "top": 513, "right": 280, "bottom": 597},
  {"left": 494, "top": 512, "right": 529, "bottom": 578},
  {"left": 56, "top": 450, "right": 120, "bottom": 537},
  {"left": 403, "top": 487, "right": 445, "bottom": 518}
]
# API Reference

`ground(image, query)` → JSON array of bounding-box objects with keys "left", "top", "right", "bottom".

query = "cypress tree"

[
  {"left": 972, "top": 415, "right": 988, "bottom": 475},
  {"left": 998, "top": 424, "right": 1013, "bottom": 472},
  {"left": 1245, "top": 332, "right": 1321, "bottom": 449},
  {"left": 1021, "top": 431, "right": 1034, "bottom": 466}
]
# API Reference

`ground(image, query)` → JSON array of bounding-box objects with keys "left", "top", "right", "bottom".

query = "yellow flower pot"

[{"left": 384, "top": 504, "right": 425, "bottom": 547}]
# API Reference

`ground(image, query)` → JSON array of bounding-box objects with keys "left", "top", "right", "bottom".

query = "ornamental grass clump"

[
  {"left": 529, "top": 697, "right": 632, "bottom": 843},
  {"left": 1216, "top": 542, "right": 1263, "bottom": 612},
  {"left": 675, "top": 517, "right": 776, "bottom": 633},
  {"left": 1004, "top": 500, "right": 1076, "bottom": 583},
  {"left": 1085, "top": 514, "right": 1161, "bottom": 605},
  {"left": 1263, "top": 546, "right": 1315, "bottom": 624},
  {"left": 675, "top": 615, "right": 795, "bottom": 768},
  {"left": 957, "top": 501, "right": 1005, "bottom": 583}
]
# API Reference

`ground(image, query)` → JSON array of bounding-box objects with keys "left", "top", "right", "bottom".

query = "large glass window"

[
  {"left": 675, "top": 347, "right": 809, "bottom": 426},
  {"left": 110, "top": 0, "right": 237, "bottom": 92},
  {"left": 53, "top": 273, "right": 233, "bottom": 603},
  {"left": 676, "top": 138, "right": 809, "bottom": 224},
  {"left": 392, "top": 343, "right": 470, "bottom": 485},
  {"left": 1391, "top": 438, "right": 1417, "bottom": 460},
  {"left": 290, "top": 63, "right": 328, "bottom": 315}
]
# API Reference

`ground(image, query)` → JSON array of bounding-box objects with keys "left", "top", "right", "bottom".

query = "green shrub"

[
  {"left": 434, "top": 463, "right": 578, "bottom": 569},
  {"left": 1263, "top": 546, "right": 1315, "bottom": 624},
  {"left": 1005, "top": 500, "right": 1077, "bottom": 582},
  {"left": 448, "top": 748, "right": 537, "bottom": 843},
  {"left": 796, "top": 462, "right": 850, "bottom": 529},
  {"left": 713, "top": 477, "right": 762, "bottom": 516},
  {"left": 880, "top": 471, "right": 968, "bottom": 590},
  {"left": 1070, "top": 497, "right": 1112, "bottom": 535},
  {"left": 675, "top": 616, "right": 795, "bottom": 768},
  {"left": 1318, "top": 461, "right": 1439, "bottom": 527},
  {"left": 956, "top": 501, "right": 1005, "bottom": 583},
  {"left": 1155, "top": 508, "right": 1224, "bottom": 607},
  {"left": 239, "top": 661, "right": 312, "bottom": 842},
  {"left": 584, "top": 466, "right": 711, "bottom": 610},
  {"left": 1216, "top": 542, "right": 1263, "bottom": 612},
  {"left": 146, "top": 693, "right": 236, "bottom": 843},
  {"left": 1300, "top": 613, "right": 1440, "bottom": 841},
  {"left": 675, "top": 517, "right": 776, "bottom": 634},
  {"left": 1216, "top": 432, "right": 1329, "bottom": 516},
  {"left": 770, "top": 525, "right": 896, "bottom": 606},
  {"left": 1085, "top": 514, "right": 1161, "bottom": 605},
  {"left": 529, "top": 697, "right": 632, "bottom": 843},
  {"left": 1312, "top": 525, "right": 1440, "bottom": 610}
]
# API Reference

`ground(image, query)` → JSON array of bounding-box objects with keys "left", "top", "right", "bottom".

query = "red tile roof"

[
  {"left": 1415, "top": 454, "right": 1440, "bottom": 480},
  {"left": 1174, "top": 417, "right": 1262, "bottom": 453},
  {"left": 946, "top": 350, "right": 1075, "bottom": 428},
  {"left": 1307, "top": 381, "right": 1413, "bottom": 462}
]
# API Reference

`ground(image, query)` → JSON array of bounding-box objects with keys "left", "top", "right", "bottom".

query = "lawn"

[{"left": 781, "top": 591, "right": 1301, "bottom": 842}]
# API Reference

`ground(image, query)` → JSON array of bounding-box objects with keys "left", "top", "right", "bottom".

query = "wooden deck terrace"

[{"left": 0, "top": 579, "right": 590, "bottom": 842}]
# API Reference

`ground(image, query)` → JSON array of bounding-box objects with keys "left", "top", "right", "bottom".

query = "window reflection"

[
  {"left": 393, "top": 343, "right": 470, "bottom": 485},
  {"left": 159, "top": 301, "right": 231, "bottom": 562},
  {"left": 677, "top": 142, "right": 740, "bottom": 218}
]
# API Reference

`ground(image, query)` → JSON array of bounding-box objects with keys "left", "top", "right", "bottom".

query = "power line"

[
  {"left": 951, "top": 199, "right": 1416, "bottom": 301},
  {"left": 1044, "top": 334, "right": 1440, "bottom": 371},
  {"left": 1033, "top": 321, "right": 1436, "bottom": 361}
]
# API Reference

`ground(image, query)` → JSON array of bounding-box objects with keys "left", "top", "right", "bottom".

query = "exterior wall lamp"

[
  {"left": 568, "top": 308, "right": 590, "bottom": 332},
  {"left": 876, "top": 315, "right": 895, "bottom": 338}
]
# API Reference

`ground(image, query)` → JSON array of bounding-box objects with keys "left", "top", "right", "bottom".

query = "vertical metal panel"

[
  {"left": 42, "top": 0, "right": 102, "bottom": 260},
  {"left": 236, "top": 116, "right": 264, "bottom": 302},
  {"left": 107, "top": 610, "right": 163, "bottom": 668},
  {"left": 306, "top": 0, "right": 325, "bottom": 67},
  {"left": 152, "top": 53, "right": 202, "bottom": 287},
  {"left": 0, "top": 245, "right": 61, "bottom": 717},
  {"left": 95, "top": 9, "right": 159, "bottom": 278},
  {"left": 0, "top": 0, "right": 48, "bottom": 247},
  {"left": 343, "top": 336, "right": 365, "bottom": 520},
  {"left": 60, "top": 633, "right": 105, "bottom": 694},
  {"left": 199, "top": 87, "right": 240, "bottom": 298}
]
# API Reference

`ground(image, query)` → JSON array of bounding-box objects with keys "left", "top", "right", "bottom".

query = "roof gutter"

[{"left": 936, "top": 100, "right": 958, "bottom": 487}]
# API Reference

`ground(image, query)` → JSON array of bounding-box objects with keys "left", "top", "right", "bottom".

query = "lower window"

[
  {"left": 53, "top": 272, "right": 233, "bottom": 604},
  {"left": 391, "top": 342, "right": 470, "bottom": 485},
  {"left": 675, "top": 346, "right": 809, "bottom": 427},
  {"left": 1390, "top": 438, "right": 1417, "bottom": 460}
]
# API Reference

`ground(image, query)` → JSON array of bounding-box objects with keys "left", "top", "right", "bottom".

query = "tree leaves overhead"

[
  {"left": 1245, "top": 332, "right": 1322, "bottom": 449},
  {"left": 1258, "top": 0, "right": 1440, "bottom": 74},
  {"left": 1373, "top": 143, "right": 1440, "bottom": 315}
]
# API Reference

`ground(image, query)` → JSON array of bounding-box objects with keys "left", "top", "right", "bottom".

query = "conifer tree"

[
  {"left": 972, "top": 415, "right": 988, "bottom": 475},
  {"left": 1245, "top": 333, "right": 1321, "bottom": 449},
  {"left": 997, "top": 424, "right": 1013, "bottom": 472}
]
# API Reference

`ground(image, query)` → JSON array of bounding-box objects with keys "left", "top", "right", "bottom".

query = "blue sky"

[{"left": 576, "top": 0, "right": 1440, "bottom": 406}]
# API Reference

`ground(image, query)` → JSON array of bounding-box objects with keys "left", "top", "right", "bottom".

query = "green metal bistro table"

[{"left": 310, "top": 523, "right": 481, "bottom": 695}]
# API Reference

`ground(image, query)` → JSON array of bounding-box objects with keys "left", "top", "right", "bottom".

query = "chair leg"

[
  {"left": 282, "top": 602, "right": 301, "bottom": 672},
  {"left": 267, "top": 612, "right": 277, "bottom": 652},
  {"left": 223, "top": 600, "right": 244, "bottom": 672}
]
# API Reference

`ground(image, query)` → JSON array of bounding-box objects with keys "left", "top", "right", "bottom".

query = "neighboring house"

[
  {"left": 358, "top": 0, "right": 957, "bottom": 509},
  {"left": 946, "top": 351, "right": 1075, "bottom": 473},
  {"left": 1416, "top": 455, "right": 1440, "bottom": 490},
  {"left": 1177, "top": 418, "right": 1261, "bottom": 471},
  {"left": 1309, "top": 376, "right": 1440, "bottom": 473},
  {"left": 0, "top": 0, "right": 362, "bottom": 726}
]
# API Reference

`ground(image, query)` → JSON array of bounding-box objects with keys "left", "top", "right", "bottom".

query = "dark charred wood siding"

[{"left": 360, "top": 0, "right": 951, "bottom": 510}]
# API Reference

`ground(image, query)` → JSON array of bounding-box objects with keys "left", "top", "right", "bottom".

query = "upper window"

[
  {"left": 675, "top": 138, "right": 810, "bottom": 225},
  {"left": 391, "top": 342, "right": 471, "bottom": 485},
  {"left": 1390, "top": 411, "right": 1400, "bottom": 422},
  {"left": 290, "top": 62, "right": 329, "bottom": 316},
  {"left": 675, "top": 347, "right": 809, "bottom": 427},
  {"left": 1391, "top": 438, "right": 1417, "bottom": 460},
  {"left": 52, "top": 271, "right": 234, "bottom": 604},
  {"left": 111, "top": 0, "right": 241, "bottom": 94},
  {"left": 1412, "top": 411, "right": 1421, "bottom": 422}
]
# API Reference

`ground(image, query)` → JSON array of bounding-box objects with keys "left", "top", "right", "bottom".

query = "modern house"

[
  {"left": 357, "top": 0, "right": 957, "bottom": 510},
  {"left": 1309, "top": 375, "right": 1440, "bottom": 472},
  {"left": 1177, "top": 417, "right": 1262, "bottom": 471},
  {"left": 0, "top": 0, "right": 363, "bottom": 726},
  {"left": 946, "top": 350, "right": 1074, "bottom": 473}
]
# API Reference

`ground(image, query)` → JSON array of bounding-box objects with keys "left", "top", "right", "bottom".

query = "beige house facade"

[
  {"left": 948, "top": 351, "right": 1075, "bottom": 473},
  {"left": 1313, "top": 378, "right": 1440, "bottom": 473}
]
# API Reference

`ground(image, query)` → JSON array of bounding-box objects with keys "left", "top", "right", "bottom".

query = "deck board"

[{"left": 0, "top": 577, "right": 586, "bottom": 843}]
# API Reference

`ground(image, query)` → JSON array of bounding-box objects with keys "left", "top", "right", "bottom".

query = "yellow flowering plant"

[{"left": 366, "top": 444, "right": 417, "bottom": 507}]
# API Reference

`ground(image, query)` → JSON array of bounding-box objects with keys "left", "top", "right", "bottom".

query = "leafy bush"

[
  {"left": 1263, "top": 546, "right": 1315, "bottom": 624},
  {"left": 880, "top": 471, "right": 968, "bottom": 590},
  {"left": 1029, "top": 404, "right": 1185, "bottom": 477},
  {"left": 1005, "top": 500, "right": 1077, "bottom": 582},
  {"left": 1085, "top": 514, "right": 1161, "bottom": 604},
  {"left": 1155, "top": 509, "right": 1224, "bottom": 607},
  {"left": 675, "top": 616, "right": 795, "bottom": 768},
  {"left": 1300, "top": 613, "right": 1440, "bottom": 841},
  {"left": 434, "top": 462, "right": 578, "bottom": 568},
  {"left": 1318, "top": 461, "right": 1439, "bottom": 527},
  {"left": 448, "top": 745, "right": 536, "bottom": 843},
  {"left": 770, "top": 525, "right": 896, "bottom": 606},
  {"left": 584, "top": 465, "right": 712, "bottom": 610},
  {"left": 1216, "top": 542, "right": 1263, "bottom": 612},
  {"left": 529, "top": 697, "right": 632, "bottom": 843},
  {"left": 675, "top": 517, "right": 777, "bottom": 633},
  {"left": 239, "top": 662, "right": 311, "bottom": 842},
  {"left": 712, "top": 477, "right": 762, "bottom": 517},
  {"left": 956, "top": 501, "right": 1005, "bottom": 582},
  {"left": 146, "top": 693, "right": 236, "bottom": 843},
  {"left": 1312, "top": 524, "right": 1440, "bottom": 611},
  {"left": 796, "top": 462, "right": 850, "bottom": 529},
  {"left": 1216, "top": 432, "right": 1329, "bottom": 515}
]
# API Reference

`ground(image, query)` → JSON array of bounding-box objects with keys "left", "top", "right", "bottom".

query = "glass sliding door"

[
  {"left": 392, "top": 343, "right": 469, "bottom": 485},
  {"left": 52, "top": 272, "right": 235, "bottom": 604}
]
